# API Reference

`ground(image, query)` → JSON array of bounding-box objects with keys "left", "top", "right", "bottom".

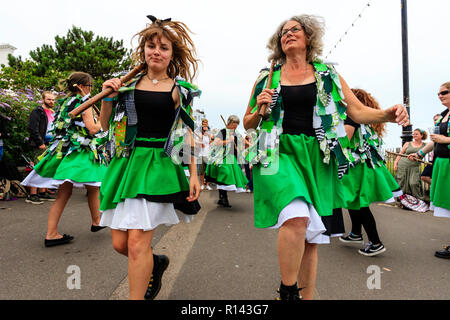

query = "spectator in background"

[
  {"left": 394, "top": 128, "right": 427, "bottom": 201},
  {"left": 26, "top": 91, "right": 57, "bottom": 204},
  {"left": 196, "top": 119, "right": 214, "bottom": 191},
  {"left": 0, "top": 114, "right": 8, "bottom": 161}
]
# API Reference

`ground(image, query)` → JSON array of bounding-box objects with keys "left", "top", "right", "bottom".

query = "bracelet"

[
  {"left": 418, "top": 149, "right": 425, "bottom": 158},
  {"left": 102, "top": 97, "right": 117, "bottom": 102}
]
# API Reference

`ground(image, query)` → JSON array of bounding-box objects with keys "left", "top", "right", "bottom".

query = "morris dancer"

[
  {"left": 338, "top": 89, "right": 402, "bottom": 257},
  {"left": 409, "top": 81, "right": 450, "bottom": 259},
  {"left": 243, "top": 14, "right": 409, "bottom": 300},
  {"left": 98, "top": 15, "right": 201, "bottom": 300},
  {"left": 21, "top": 72, "right": 107, "bottom": 247},
  {"left": 205, "top": 115, "right": 249, "bottom": 208}
]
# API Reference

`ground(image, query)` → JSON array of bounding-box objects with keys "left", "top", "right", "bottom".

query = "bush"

[{"left": 0, "top": 88, "right": 63, "bottom": 164}]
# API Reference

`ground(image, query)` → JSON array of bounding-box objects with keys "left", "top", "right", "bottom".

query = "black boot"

[
  {"left": 276, "top": 282, "right": 302, "bottom": 300},
  {"left": 218, "top": 189, "right": 231, "bottom": 208},
  {"left": 144, "top": 254, "right": 170, "bottom": 300}
]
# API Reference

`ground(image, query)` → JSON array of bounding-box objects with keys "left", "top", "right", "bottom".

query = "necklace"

[
  {"left": 146, "top": 74, "right": 169, "bottom": 84},
  {"left": 282, "top": 62, "right": 309, "bottom": 84}
]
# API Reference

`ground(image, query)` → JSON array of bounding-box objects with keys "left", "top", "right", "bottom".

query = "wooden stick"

[
  {"left": 68, "top": 64, "right": 145, "bottom": 119},
  {"left": 258, "top": 60, "right": 275, "bottom": 119},
  {"left": 385, "top": 151, "right": 432, "bottom": 165}
]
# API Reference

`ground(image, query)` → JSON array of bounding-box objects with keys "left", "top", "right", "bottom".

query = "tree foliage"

[{"left": 29, "top": 26, "right": 132, "bottom": 81}]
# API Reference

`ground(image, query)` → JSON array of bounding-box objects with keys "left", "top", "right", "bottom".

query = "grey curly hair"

[
  {"left": 227, "top": 115, "right": 240, "bottom": 125},
  {"left": 267, "top": 14, "right": 325, "bottom": 64}
]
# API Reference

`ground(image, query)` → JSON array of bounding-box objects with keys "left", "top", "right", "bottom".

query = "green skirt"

[
  {"left": 253, "top": 134, "right": 346, "bottom": 229},
  {"left": 99, "top": 144, "right": 199, "bottom": 214},
  {"left": 430, "top": 157, "right": 450, "bottom": 213},
  {"left": 340, "top": 162, "right": 401, "bottom": 210},
  {"left": 205, "top": 154, "right": 249, "bottom": 191},
  {"left": 21, "top": 148, "right": 106, "bottom": 187}
]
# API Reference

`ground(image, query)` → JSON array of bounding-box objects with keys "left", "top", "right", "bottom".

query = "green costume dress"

[
  {"left": 99, "top": 75, "right": 202, "bottom": 231},
  {"left": 21, "top": 94, "right": 107, "bottom": 188},
  {"left": 247, "top": 61, "right": 353, "bottom": 243},
  {"left": 340, "top": 117, "right": 401, "bottom": 209},
  {"left": 205, "top": 128, "right": 249, "bottom": 192},
  {"left": 430, "top": 109, "right": 450, "bottom": 218}
]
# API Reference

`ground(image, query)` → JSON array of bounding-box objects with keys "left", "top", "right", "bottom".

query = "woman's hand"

[
  {"left": 383, "top": 104, "right": 410, "bottom": 126},
  {"left": 430, "top": 133, "right": 450, "bottom": 144},
  {"left": 256, "top": 88, "right": 275, "bottom": 109},
  {"left": 408, "top": 153, "right": 419, "bottom": 161},
  {"left": 102, "top": 78, "right": 123, "bottom": 98},
  {"left": 187, "top": 176, "right": 201, "bottom": 202}
]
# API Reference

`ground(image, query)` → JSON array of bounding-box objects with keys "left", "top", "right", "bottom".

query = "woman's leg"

[
  {"left": 127, "top": 229, "right": 155, "bottom": 300},
  {"left": 46, "top": 182, "right": 73, "bottom": 239},
  {"left": 111, "top": 229, "right": 129, "bottom": 256},
  {"left": 348, "top": 209, "right": 363, "bottom": 236},
  {"left": 359, "top": 207, "right": 381, "bottom": 245},
  {"left": 85, "top": 185, "right": 101, "bottom": 226},
  {"left": 297, "top": 242, "right": 318, "bottom": 300},
  {"left": 278, "top": 217, "right": 307, "bottom": 286}
]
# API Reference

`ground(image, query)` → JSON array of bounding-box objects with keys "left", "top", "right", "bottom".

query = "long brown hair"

[
  {"left": 351, "top": 88, "right": 386, "bottom": 137},
  {"left": 132, "top": 18, "right": 199, "bottom": 82}
]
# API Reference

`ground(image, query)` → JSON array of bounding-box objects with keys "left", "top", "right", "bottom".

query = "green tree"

[{"left": 29, "top": 26, "right": 132, "bottom": 82}]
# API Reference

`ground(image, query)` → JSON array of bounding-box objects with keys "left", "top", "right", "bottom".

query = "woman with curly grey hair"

[{"left": 244, "top": 14, "right": 409, "bottom": 300}]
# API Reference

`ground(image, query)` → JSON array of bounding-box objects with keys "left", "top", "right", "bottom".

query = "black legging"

[{"left": 348, "top": 207, "right": 381, "bottom": 244}]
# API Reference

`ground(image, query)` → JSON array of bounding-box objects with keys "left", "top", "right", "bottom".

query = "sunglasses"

[{"left": 438, "top": 90, "right": 449, "bottom": 96}]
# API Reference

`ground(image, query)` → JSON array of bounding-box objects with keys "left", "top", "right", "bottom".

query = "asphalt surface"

[{"left": 1, "top": 188, "right": 450, "bottom": 300}]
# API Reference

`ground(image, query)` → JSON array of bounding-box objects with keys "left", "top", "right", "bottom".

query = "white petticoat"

[
  {"left": 99, "top": 198, "right": 194, "bottom": 231},
  {"left": 431, "top": 203, "right": 450, "bottom": 218},
  {"left": 217, "top": 184, "right": 246, "bottom": 193},
  {"left": 21, "top": 170, "right": 101, "bottom": 188},
  {"left": 267, "top": 198, "right": 330, "bottom": 244}
]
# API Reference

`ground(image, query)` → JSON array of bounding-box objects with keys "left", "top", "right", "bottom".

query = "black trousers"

[{"left": 348, "top": 207, "right": 381, "bottom": 244}]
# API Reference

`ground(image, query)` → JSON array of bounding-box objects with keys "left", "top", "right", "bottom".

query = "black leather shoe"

[
  {"left": 144, "top": 254, "right": 170, "bottom": 300},
  {"left": 435, "top": 245, "right": 450, "bottom": 259},
  {"left": 91, "top": 225, "right": 107, "bottom": 232},
  {"left": 276, "top": 283, "right": 303, "bottom": 300},
  {"left": 44, "top": 234, "right": 74, "bottom": 247}
]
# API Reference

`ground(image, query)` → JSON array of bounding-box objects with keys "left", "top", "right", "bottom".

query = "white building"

[
  {"left": 192, "top": 108, "right": 206, "bottom": 128},
  {"left": 0, "top": 43, "right": 16, "bottom": 68}
]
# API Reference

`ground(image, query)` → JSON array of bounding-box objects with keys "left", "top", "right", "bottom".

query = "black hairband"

[{"left": 147, "top": 15, "right": 171, "bottom": 24}]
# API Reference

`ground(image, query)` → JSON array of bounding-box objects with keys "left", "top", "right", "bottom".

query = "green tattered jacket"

[
  {"left": 107, "top": 73, "right": 201, "bottom": 161},
  {"left": 247, "top": 61, "right": 353, "bottom": 178}
]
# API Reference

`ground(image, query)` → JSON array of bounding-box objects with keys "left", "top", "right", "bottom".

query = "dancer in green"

[
  {"left": 98, "top": 16, "right": 201, "bottom": 300},
  {"left": 21, "top": 72, "right": 107, "bottom": 247},
  {"left": 338, "top": 89, "right": 402, "bottom": 257},
  {"left": 410, "top": 81, "right": 450, "bottom": 259},
  {"left": 243, "top": 14, "right": 409, "bottom": 300},
  {"left": 206, "top": 115, "right": 249, "bottom": 207}
]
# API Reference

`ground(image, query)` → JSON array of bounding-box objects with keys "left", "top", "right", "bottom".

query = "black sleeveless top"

[
  {"left": 281, "top": 82, "right": 316, "bottom": 136},
  {"left": 435, "top": 112, "right": 449, "bottom": 159},
  {"left": 134, "top": 85, "right": 176, "bottom": 139}
]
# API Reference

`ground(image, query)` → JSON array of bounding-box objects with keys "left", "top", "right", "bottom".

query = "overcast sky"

[{"left": 2, "top": 0, "right": 449, "bottom": 148}]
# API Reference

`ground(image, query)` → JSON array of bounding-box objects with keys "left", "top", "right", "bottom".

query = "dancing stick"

[
  {"left": 258, "top": 60, "right": 275, "bottom": 119},
  {"left": 385, "top": 151, "right": 432, "bottom": 165},
  {"left": 68, "top": 64, "right": 145, "bottom": 119}
]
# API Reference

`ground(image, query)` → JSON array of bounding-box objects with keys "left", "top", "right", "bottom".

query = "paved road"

[{"left": 1, "top": 188, "right": 450, "bottom": 300}]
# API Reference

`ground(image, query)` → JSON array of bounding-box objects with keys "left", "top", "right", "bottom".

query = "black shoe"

[
  {"left": 339, "top": 233, "right": 364, "bottom": 244},
  {"left": 90, "top": 225, "right": 107, "bottom": 232},
  {"left": 38, "top": 192, "right": 56, "bottom": 202},
  {"left": 276, "top": 283, "right": 302, "bottom": 300},
  {"left": 144, "top": 254, "right": 170, "bottom": 300},
  {"left": 435, "top": 245, "right": 450, "bottom": 259},
  {"left": 44, "top": 234, "right": 74, "bottom": 247},
  {"left": 25, "top": 194, "right": 44, "bottom": 205},
  {"left": 358, "top": 242, "right": 386, "bottom": 257}
]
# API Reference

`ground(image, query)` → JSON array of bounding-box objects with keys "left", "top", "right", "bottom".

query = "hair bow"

[{"left": 147, "top": 15, "right": 172, "bottom": 24}]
